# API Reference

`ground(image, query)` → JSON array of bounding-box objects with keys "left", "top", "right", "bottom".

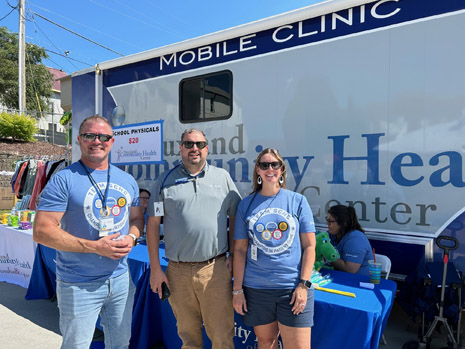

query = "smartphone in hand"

[{"left": 161, "top": 282, "right": 171, "bottom": 301}]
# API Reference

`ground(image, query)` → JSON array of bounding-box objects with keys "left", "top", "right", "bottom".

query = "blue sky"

[{"left": 0, "top": 0, "right": 324, "bottom": 75}]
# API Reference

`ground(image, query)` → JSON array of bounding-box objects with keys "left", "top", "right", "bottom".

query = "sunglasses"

[
  {"left": 257, "top": 161, "right": 282, "bottom": 170},
  {"left": 80, "top": 133, "right": 113, "bottom": 142},
  {"left": 182, "top": 141, "right": 208, "bottom": 149}
]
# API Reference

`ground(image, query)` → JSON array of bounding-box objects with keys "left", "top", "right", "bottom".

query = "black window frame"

[{"left": 179, "top": 70, "right": 233, "bottom": 124}]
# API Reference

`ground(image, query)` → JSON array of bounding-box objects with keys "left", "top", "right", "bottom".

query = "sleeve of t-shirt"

[
  {"left": 130, "top": 177, "right": 140, "bottom": 207},
  {"left": 298, "top": 195, "right": 315, "bottom": 233},
  {"left": 341, "top": 233, "right": 367, "bottom": 264},
  {"left": 234, "top": 199, "right": 248, "bottom": 240},
  {"left": 37, "top": 172, "right": 69, "bottom": 212}
]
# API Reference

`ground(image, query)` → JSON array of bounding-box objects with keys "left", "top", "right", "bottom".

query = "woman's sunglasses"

[
  {"left": 257, "top": 161, "right": 282, "bottom": 170},
  {"left": 182, "top": 141, "right": 208, "bottom": 149},
  {"left": 80, "top": 133, "right": 113, "bottom": 142}
]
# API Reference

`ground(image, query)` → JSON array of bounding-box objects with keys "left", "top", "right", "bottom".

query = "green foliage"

[
  {"left": 0, "top": 112, "right": 38, "bottom": 142},
  {"left": 0, "top": 26, "right": 53, "bottom": 112}
]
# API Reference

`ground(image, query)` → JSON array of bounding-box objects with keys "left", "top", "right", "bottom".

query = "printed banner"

[
  {"left": 110, "top": 120, "right": 164, "bottom": 165},
  {"left": 0, "top": 226, "right": 35, "bottom": 288}
]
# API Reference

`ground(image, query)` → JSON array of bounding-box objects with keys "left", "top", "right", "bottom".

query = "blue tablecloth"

[{"left": 26, "top": 243, "right": 396, "bottom": 349}]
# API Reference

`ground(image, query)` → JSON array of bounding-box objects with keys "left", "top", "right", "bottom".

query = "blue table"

[{"left": 26, "top": 243, "right": 396, "bottom": 349}]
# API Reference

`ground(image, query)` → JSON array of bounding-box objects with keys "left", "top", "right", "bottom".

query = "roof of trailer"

[{"left": 72, "top": 0, "right": 371, "bottom": 76}]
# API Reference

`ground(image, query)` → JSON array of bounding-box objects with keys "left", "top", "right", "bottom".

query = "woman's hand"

[
  {"left": 291, "top": 284, "right": 308, "bottom": 315},
  {"left": 233, "top": 292, "right": 248, "bottom": 315}
]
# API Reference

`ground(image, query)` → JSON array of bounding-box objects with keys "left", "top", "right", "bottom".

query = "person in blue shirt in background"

[
  {"left": 139, "top": 188, "right": 150, "bottom": 233},
  {"left": 327, "top": 205, "right": 373, "bottom": 276}
]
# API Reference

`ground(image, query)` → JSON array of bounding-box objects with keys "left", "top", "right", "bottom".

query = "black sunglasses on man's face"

[
  {"left": 80, "top": 133, "right": 113, "bottom": 142},
  {"left": 182, "top": 141, "right": 208, "bottom": 149}
]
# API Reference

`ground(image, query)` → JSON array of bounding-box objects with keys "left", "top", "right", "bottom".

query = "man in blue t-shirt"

[{"left": 33, "top": 115, "right": 144, "bottom": 348}]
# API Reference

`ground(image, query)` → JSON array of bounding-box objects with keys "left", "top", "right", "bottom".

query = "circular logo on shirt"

[
  {"left": 83, "top": 182, "right": 131, "bottom": 232},
  {"left": 94, "top": 199, "right": 102, "bottom": 209},
  {"left": 272, "top": 229, "right": 283, "bottom": 240},
  {"left": 266, "top": 222, "right": 278, "bottom": 232},
  {"left": 255, "top": 223, "right": 265, "bottom": 233},
  {"left": 262, "top": 230, "right": 272, "bottom": 240},
  {"left": 117, "top": 197, "right": 127, "bottom": 207},
  {"left": 111, "top": 205, "right": 122, "bottom": 216},
  {"left": 248, "top": 207, "right": 296, "bottom": 255}
]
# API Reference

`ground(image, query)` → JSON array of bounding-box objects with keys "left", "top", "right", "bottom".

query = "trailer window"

[{"left": 180, "top": 70, "right": 232, "bottom": 123}]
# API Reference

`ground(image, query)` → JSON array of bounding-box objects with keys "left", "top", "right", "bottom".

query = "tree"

[{"left": 0, "top": 26, "right": 53, "bottom": 113}]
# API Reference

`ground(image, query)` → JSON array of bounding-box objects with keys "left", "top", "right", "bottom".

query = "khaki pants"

[{"left": 166, "top": 256, "right": 234, "bottom": 349}]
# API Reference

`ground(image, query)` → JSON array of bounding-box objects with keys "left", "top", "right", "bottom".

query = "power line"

[
  {"left": 31, "top": 11, "right": 124, "bottom": 56},
  {"left": 29, "top": 3, "right": 143, "bottom": 50},
  {"left": 45, "top": 49, "right": 91, "bottom": 66},
  {"left": 0, "top": 6, "right": 17, "bottom": 22},
  {"left": 1, "top": 0, "right": 19, "bottom": 22},
  {"left": 29, "top": 14, "right": 81, "bottom": 71}
]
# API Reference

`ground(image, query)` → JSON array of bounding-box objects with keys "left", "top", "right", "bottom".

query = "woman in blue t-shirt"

[
  {"left": 327, "top": 205, "right": 373, "bottom": 275},
  {"left": 233, "top": 148, "right": 316, "bottom": 349}
]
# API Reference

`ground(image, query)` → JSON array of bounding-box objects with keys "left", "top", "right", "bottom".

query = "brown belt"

[{"left": 172, "top": 252, "right": 227, "bottom": 265}]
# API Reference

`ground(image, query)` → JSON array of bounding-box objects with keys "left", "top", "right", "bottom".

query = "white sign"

[
  {"left": 110, "top": 120, "right": 164, "bottom": 165},
  {"left": 0, "top": 226, "right": 36, "bottom": 288}
]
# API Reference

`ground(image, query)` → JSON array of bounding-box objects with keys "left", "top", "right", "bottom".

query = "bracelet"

[
  {"left": 232, "top": 289, "right": 244, "bottom": 296},
  {"left": 128, "top": 233, "right": 138, "bottom": 246}
]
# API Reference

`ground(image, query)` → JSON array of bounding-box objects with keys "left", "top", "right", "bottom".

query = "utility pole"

[{"left": 18, "top": 0, "right": 26, "bottom": 115}]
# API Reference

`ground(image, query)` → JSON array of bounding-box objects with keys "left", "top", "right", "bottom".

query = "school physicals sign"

[{"left": 110, "top": 120, "right": 164, "bottom": 166}]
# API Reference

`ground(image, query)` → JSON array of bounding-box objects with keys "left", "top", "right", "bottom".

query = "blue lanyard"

[
  {"left": 159, "top": 164, "right": 203, "bottom": 194},
  {"left": 79, "top": 160, "right": 111, "bottom": 212}
]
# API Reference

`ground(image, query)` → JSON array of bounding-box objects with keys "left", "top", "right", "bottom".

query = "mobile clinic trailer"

[{"left": 69, "top": 0, "right": 465, "bottom": 277}]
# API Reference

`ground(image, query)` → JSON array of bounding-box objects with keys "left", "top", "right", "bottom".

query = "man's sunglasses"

[
  {"left": 182, "top": 141, "right": 208, "bottom": 149},
  {"left": 80, "top": 133, "right": 113, "bottom": 142},
  {"left": 257, "top": 161, "right": 282, "bottom": 170}
]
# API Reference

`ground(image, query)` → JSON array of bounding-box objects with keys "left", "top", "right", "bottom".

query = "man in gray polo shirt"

[{"left": 146, "top": 128, "right": 241, "bottom": 349}]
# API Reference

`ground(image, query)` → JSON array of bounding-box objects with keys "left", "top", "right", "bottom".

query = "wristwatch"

[{"left": 299, "top": 279, "right": 312, "bottom": 288}]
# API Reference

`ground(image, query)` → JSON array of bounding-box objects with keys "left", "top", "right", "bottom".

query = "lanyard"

[
  {"left": 79, "top": 160, "right": 111, "bottom": 216},
  {"left": 159, "top": 164, "right": 204, "bottom": 194}
]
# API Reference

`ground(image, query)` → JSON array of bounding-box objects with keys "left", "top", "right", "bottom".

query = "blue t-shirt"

[
  {"left": 234, "top": 189, "right": 315, "bottom": 289},
  {"left": 330, "top": 230, "right": 373, "bottom": 276},
  {"left": 38, "top": 161, "right": 140, "bottom": 283}
]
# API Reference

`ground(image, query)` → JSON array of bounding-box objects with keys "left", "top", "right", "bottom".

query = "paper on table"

[{"left": 360, "top": 282, "right": 375, "bottom": 289}]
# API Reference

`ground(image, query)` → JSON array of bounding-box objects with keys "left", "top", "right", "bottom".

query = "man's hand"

[
  {"left": 94, "top": 233, "right": 132, "bottom": 260},
  {"left": 150, "top": 267, "right": 169, "bottom": 299}
]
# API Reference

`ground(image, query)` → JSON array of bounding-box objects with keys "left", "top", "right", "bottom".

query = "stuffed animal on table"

[{"left": 314, "top": 231, "right": 340, "bottom": 271}]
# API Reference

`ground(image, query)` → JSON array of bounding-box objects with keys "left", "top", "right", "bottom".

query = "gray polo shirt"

[{"left": 148, "top": 163, "right": 241, "bottom": 262}]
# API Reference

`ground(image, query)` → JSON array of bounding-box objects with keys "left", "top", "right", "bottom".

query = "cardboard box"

[{"left": 0, "top": 187, "right": 15, "bottom": 210}]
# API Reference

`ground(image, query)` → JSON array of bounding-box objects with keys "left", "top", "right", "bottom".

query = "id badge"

[
  {"left": 251, "top": 245, "right": 258, "bottom": 261},
  {"left": 153, "top": 202, "right": 164, "bottom": 217},
  {"left": 99, "top": 218, "right": 115, "bottom": 237}
]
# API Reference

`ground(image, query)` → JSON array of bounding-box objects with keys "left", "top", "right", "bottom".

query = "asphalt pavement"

[{"left": 0, "top": 281, "right": 61, "bottom": 348}]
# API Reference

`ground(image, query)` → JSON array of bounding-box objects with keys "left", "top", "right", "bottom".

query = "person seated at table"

[
  {"left": 233, "top": 148, "right": 316, "bottom": 349},
  {"left": 327, "top": 204, "right": 373, "bottom": 276},
  {"left": 139, "top": 188, "right": 150, "bottom": 235}
]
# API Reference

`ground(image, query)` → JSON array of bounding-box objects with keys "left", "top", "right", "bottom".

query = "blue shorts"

[{"left": 243, "top": 286, "right": 314, "bottom": 328}]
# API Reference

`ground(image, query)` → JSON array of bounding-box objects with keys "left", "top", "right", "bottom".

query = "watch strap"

[{"left": 128, "top": 233, "right": 138, "bottom": 246}]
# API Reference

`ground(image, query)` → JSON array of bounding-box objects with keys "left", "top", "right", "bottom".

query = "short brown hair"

[
  {"left": 180, "top": 128, "right": 206, "bottom": 142},
  {"left": 79, "top": 115, "right": 113, "bottom": 135}
]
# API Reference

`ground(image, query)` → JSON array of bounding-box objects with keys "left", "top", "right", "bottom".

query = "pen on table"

[{"left": 314, "top": 285, "right": 356, "bottom": 298}]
